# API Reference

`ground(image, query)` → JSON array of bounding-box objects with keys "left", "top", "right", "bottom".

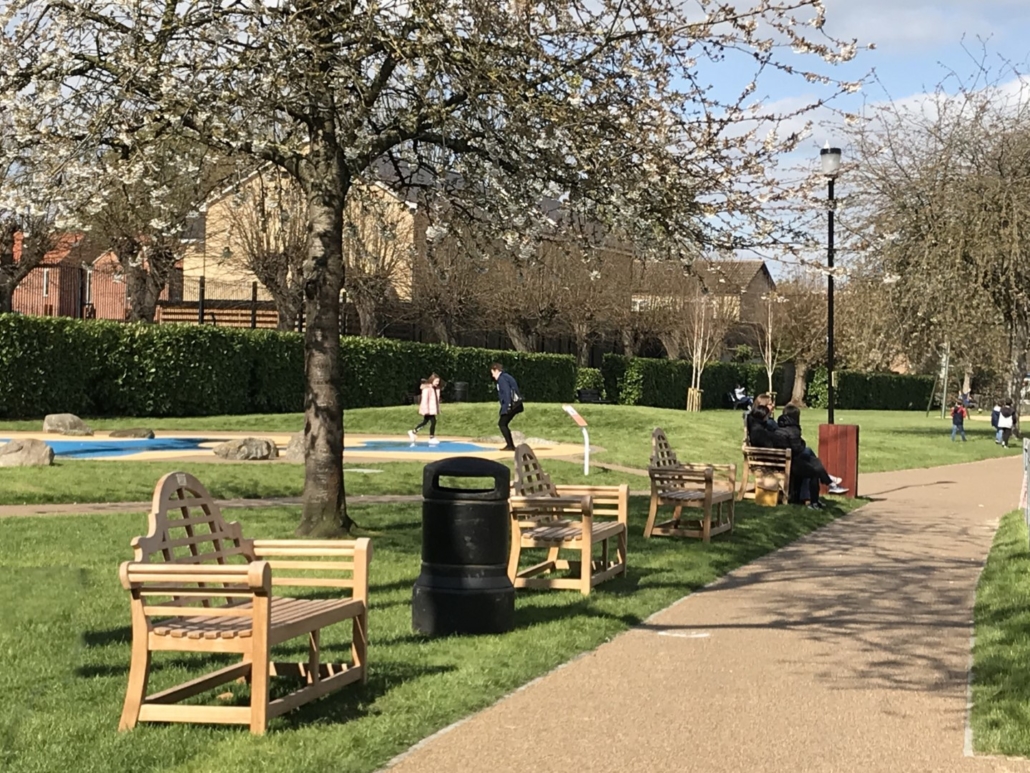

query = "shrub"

[
  {"left": 0, "top": 315, "right": 577, "bottom": 418},
  {"left": 807, "top": 367, "right": 934, "bottom": 410},
  {"left": 575, "top": 367, "right": 604, "bottom": 396},
  {"left": 600, "top": 354, "right": 784, "bottom": 409}
]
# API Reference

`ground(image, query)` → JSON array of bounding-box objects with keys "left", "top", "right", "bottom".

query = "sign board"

[{"left": 562, "top": 404, "right": 588, "bottom": 428}]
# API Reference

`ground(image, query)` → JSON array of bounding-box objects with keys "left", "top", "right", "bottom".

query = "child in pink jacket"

[{"left": 408, "top": 374, "right": 442, "bottom": 445}]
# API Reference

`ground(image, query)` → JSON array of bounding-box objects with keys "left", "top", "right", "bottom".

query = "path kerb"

[{"left": 382, "top": 455, "right": 1030, "bottom": 773}]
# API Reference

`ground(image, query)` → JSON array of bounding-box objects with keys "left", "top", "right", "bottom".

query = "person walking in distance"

[
  {"left": 998, "top": 398, "right": 1016, "bottom": 448},
  {"left": 408, "top": 373, "right": 442, "bottom": 445},
  {"left": 491, "top": 363, "right": 524, "bottom": 452},
  {"left": 950, "top": 399, "right": 968, "bottom": 442},
  {"left": 991, "top": 400, "right": 1002, "bottom": 444}
]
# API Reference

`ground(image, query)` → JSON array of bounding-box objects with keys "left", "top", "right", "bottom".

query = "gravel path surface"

[{"left": 383, "top": 456, "right": 1030, "bottom": 773}]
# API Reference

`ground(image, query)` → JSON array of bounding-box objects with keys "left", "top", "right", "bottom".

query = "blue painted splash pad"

[
  {"left": 0, "top": 437, "right": 214, "bottom": 459},
  {"left": 0, "top": 436, "right": 495, "bottom": 460}
]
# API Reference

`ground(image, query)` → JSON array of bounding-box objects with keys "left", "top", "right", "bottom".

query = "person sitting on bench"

[
  {"left": 776, "top": 403, "right": 848, "bottom": 507},
  {"left": 731, "top": 384, "right": 753, "bottom": 410}
]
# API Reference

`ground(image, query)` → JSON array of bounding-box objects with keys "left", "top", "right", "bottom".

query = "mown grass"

[
  {"left": 0, "top": 406, "right": 1016, "bottom": 506},
  {"left": 972, "top": 509, "right": 1030, "bottom": 756},
  {"left": 0, "top": 497, "right": 854, "bottom": 773}
]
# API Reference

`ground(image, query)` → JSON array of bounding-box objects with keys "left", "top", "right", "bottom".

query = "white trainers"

[
  {"left": 428, "top": 438, "right": 440, "bottom": 445},
  {"left": 829, "top": 475, "right": 843, "bottom": 486},
  {"left": 827, "top": 484, "right": 849, "bottom": 495},
  {"left": 407, "top": 430, "right": 416, "bottom": 442}
]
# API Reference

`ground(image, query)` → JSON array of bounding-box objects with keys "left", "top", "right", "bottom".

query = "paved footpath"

[{"left": 385, "top": 456, "right": 1030, "bottom": 773}]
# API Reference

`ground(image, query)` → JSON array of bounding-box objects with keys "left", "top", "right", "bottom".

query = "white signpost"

[{"left": 562, "top": 404, "right": 590, "bottom": 475}]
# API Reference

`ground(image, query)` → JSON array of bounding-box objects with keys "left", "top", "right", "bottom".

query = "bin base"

[{"left": 412, "top": 584, "right": 515, "bottom": 636}]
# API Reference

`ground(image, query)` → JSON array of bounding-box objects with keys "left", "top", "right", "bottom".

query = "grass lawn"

[
  {"left": 1, "top": 497, "right": 855, "bottom": 773},
  {"left": 0, "top": 406, "right": 1017, "bottom": 506},
  {"left": 971, "top": 509, "right": 1030, "bottom": 756}
]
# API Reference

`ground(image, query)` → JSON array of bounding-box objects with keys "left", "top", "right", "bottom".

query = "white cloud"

[{"left": 820, "top": 0, "right": 1024, "bottom": 51}]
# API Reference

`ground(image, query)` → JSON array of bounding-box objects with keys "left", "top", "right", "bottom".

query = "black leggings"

[{"left": 413, "top": 415, "right": 436, "bottom": 436}]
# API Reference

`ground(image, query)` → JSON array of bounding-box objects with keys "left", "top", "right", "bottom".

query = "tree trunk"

[
  {"left": 659, "top": 333, "right": 680, "bottom": 360},
  {"left": 791, "top": 362, "right": 809, "bottom": 405},
  {"left": 431, "top": 318, "right": 455, "bottom": 345},
  {"left": 620, "top": 328, "right": 636, "bottom": 358},
  {"left": 505, "top": 323, "right": 534, "bottom": 352},
  {"left": 355, "top": 298, "right": 379, "bottom": 337},
  {"left": 296, "top": 149, "right": 352, "bottom": 537},
  {"left": 572, "top": 323, "right": 591, "bottom": 367},
  {"left": 0, "top": 277, "right": 13, "bottom": 313},
  {"left": 273, "top": 293, "right": 301, "bottom": 331}
]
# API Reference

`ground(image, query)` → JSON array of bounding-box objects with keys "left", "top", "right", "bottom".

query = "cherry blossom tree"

[{"left": 0, "top": 0, "right": 863, "bottom": 534}]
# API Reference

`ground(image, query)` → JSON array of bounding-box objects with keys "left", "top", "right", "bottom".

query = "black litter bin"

[
  {"left": 451, "top": 381, "right": 469, "bottom": 403},
  {"left": 412, "top": 457, "right": 514, "bottom": 636}
]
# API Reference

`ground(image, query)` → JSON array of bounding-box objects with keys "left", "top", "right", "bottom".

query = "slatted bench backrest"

[
  {"left": 513, "top": 444, "right": 579, "bottom": 525},
  {"left": 743, "top": 446, "right": 791, "bottom": 469},
  {"left": 133, "top": 471, "right": 250, "bottom": 567},
  {"left": 650, "top": 428, "right": 680, "bottom": 470},
  {"left": 131, "top": 471, "right": 365, "bottom": 598},
  {"left": 650, "top": 429, "right": 713, "bottom": 491}
]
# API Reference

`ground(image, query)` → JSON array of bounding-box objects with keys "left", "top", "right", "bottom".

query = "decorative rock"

[
  {"left": 213, "top": 437, "right": 278, "bottom": 461},
  {"left": 109, "top": 428, "right": 156, "bottom": 439},
  {"left": 283, "top": 433, "right": 304, "bottom": 462},
  {"left": 0, "top": 439, "right": 55, "bottom": 467},
  {"left": 43, "top": 413, "right": 93, "bottom": 436}
]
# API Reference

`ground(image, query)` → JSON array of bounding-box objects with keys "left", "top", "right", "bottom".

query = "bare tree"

[
  {"left": 771, "top": 271, "right": 827, "bottom": 404},
  {"left": 0, "top": 215, "right": 59, "bottom": 313},
  {"left": 224, "top": 168, "right": 307, "bottom": 331},
  {"left": 680, "top": 280, "right": 736, "bottom": 405},
  {"left": 750, "top": 291, "right": 790, "bottom": 395}
]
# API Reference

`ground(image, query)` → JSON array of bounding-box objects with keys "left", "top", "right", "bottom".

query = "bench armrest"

[
  {"left": 119, "top": 560, "right": 271, "bottom": 594},
  {"left": 510, "top": 494, "right": 593, "bottom": 518}
]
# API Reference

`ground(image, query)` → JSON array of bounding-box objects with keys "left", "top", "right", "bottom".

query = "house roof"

[
  {"left": 692, "top": 259, "right": 774, "bottom": 294},
  {"left": 13, "top": 231, "right": 104, "bottom": 267}
]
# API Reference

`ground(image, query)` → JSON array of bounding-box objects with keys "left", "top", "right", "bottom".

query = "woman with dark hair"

[{"left": 776, "top": 403, "right": 848, "bottom": 507}]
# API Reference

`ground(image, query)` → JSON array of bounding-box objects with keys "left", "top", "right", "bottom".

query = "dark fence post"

[
  {"left": 296, "top": 307, "right": 304, "bottom": 334},
  {"left": 77, "top": 266, "right": 86, "bottom": 319},
  {"left": 197, "top": 276, "right": 206, "bottom": 324},
  {"left": 250, "top": 281, "right": 258, "bottom": 329}
]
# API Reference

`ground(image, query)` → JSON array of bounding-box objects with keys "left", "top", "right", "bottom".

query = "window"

[
  {"left": 84, "top": 268, "right": 93, "bottom": 305},
  {"left": 42, "top": 269, "right": 50, "bottom": 298}
]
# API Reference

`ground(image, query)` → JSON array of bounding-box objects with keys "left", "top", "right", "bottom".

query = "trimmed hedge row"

[
  {"left": 596, "top": 353, "right": 935, "bottom": 411},
  {"left": 601, "top": 354, "right": 784, "bottom": 409},
  {"left": 0, "top": 315, "right": 577, "bottom": 418},
  {"left": 806, "top": 368, "right": 935, "bottom": 411}
]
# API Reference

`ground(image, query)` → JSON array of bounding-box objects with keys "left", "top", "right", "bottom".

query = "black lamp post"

[{"left": 820, "top": 144, "right": 842, "bottom": 424}]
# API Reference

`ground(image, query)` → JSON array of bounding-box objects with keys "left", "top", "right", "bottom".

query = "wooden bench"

[
  {"left": 118, "top": 472, "right": 372, "bottom": 735},
  {"left": 645, "top": 428, "right": 736, "bottom": 542},
  {"left": 508, "top": 444, "right": 628, "bottom": 595},
  {"left": 737, "top": 445, "right": 792, "bottom": 504}
]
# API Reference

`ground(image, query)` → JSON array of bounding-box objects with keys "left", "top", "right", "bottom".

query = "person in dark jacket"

[
  {"left": 991, "top": 401, "right": 1002, "bottom": 444},
  {"left": 776, "top": 404, "right": 847, "bottom": 505},
  {"left": 490, "top": 363, "right": 524, "bottom": 452},
  {"left": 950, "top": 400, "right": 968, "bottom": 442},
  {"left": 744, "top": 394, "right": 777, "bottom": 445},
  {"left": 998, "top": 399, "right": 1017, "bottom": 448}
]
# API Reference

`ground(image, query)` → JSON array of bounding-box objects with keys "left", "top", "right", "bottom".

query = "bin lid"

[{"left": 423, "top": 456, "right": 511, "bottom": 501}]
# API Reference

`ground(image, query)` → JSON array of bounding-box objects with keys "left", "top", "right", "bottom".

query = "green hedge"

[
  {"left": 807, "top": 367, "right": 934, "bottom": 411},
  {"left": 0, "top": 315, "right": 576, "bottom": 418},
  {"left": 339, "top": 337, "right": 576, "bottom": 408},
  {"left": 575, "top": 367, "right": 604, "bottom": 396},
  {"left": 600, "top": 355, "right": 783, "bottom": 409}
]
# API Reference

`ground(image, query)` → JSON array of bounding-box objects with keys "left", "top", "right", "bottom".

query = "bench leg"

[
  {"left": 507, "top": 521, "right": 522, "bottom": 582},
  {"left": 736, "top": 461, "right": 750, "bottom": 502},
  {"left": 249, "top": 596, "right": 271, "bottom": 735},
  {"left": 702, "top": 504, "right": 712, "bottom": 543},
  {"left": 580, "top": 534, "right": 593, "bottom": 596},
  {"left": 118, "top": 629, "right": 151, "bottom": 731},
  {"left": 352, "top": 612, "right": 368, "bottom": 685},
  {"left": 644, "top": 494, "right": 659, "bottom": 538},
  {"left": 617, "top": 528, "right": 628, "bottom": 574}
]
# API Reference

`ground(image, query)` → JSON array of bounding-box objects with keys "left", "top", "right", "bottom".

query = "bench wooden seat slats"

[
  {"left": 645, "top": 428, "right": 736, "bottom": 542},
  {"left": 508, "top": 444, "right": 628, "bottom": 595},
  {"left": 737, "top": 445, "right": 792, "bottom": 503},
  {"left": 118, "top": 471, "right": 372, "bottom": 735}
]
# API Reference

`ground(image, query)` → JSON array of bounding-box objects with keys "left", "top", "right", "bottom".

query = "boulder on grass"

[
  {"left": 283, "top": 433, "right": 304, "bottom": 462},
  {"left": 213, "top": 437, "right": 278, "bottom": 461},
  {"left": 0, "top": 439, "right": 55, "bottom": 467},
  {"left": 109, "top": 428, "right": 156, "bottom": 439},
  {"left": 43, "top": 413, "right": 94, "bottom": 436}
]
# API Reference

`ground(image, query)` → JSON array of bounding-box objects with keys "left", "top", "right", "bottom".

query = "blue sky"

[{"left": 784, "top": 0, "right": 1030, "bottom": 157}]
